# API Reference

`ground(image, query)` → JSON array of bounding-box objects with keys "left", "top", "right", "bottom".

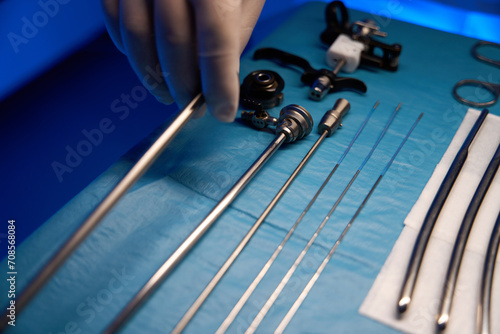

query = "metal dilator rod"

[
  {"left": 245, "top": 103, "right": 400, "bottom": 334},
  {"left": 217, "top": 101, "right": 378, "bottom": 334},
  {"left": 477, "top": 209, "right": 500, "bottom": 334},
  {"left": 397, "top": 109, "right": 489, "bottom": 314},
  {"left": 0, "top": 93, "right": 205, "bottom": 330},
  {"left": 437, "top": 135, "right": 500, "bottom": 330},
  {"left": 172, "top": 99, "right": 351, "bottom": 334},
  {"left": 104, "top": 104, "right": 314, "bottom": 333},
  {"left": 276, "top": 113, "right": 423, "bottom": 333}
]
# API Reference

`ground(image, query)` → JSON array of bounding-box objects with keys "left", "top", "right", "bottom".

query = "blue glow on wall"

[{"left": 262, "top": 0, "right": 500, "bottom": 44}]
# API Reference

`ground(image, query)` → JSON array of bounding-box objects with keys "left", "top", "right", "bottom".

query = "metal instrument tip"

[
  {"left": 398, "top": 296, "right": 411, "bottom": 313},
  {"left": 437, "top": 313, "right": 449, "bottom": 331}
]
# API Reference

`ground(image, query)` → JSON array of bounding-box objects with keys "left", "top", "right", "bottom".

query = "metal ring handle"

[
  {"left": 453, "top": 79, "right": 500, "bottom": 107},
  {"left": 472, "top": 41, "right": 500, "bottom": 67}
]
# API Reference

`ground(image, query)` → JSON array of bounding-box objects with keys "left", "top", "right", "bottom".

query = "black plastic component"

[
  {"left": 320, "top": 1, "right": 402, "bottom": 71},
  {"left": 254, "top": 47, "right": 367, "bottom": 98},
  {"left": 240, "top": 70, "right": 285, "bottom": 110},
  {"left": 320, "top": 1, "right": 352, "bottom": 45}
]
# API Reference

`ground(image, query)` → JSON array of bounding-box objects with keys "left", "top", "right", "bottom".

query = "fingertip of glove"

[
  {"left": 212, "top": 103, "right": 237, "bottom": 123},
  {"left": 155, "top": 94, "right": 175, "bottom": 105}
]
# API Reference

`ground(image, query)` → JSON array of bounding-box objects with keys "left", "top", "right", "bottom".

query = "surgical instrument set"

[
  {"left": 105, "top": 104, "right": 314, "bottom": 333},
  {"left": 217, "top": 101, "right": 379, "bottom": 334},
  {"left": 171, "top": 98, "right": 350, "bottom": 333},
  {"left": 245, "top": 103, "right": 401, "bottom": 334},
  {"left": 8, "top": 0, "right": 498, "bottom": 332},
  {"left": 276, "top": 112, "right": 423, "bottom": 333},
  {"left": 398, "top": 109, "right": 489, "bottom": 314}
]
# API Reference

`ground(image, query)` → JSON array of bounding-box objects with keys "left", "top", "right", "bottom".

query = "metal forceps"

[{"left": 453, "top": 41, "right": 500, "bottom": 107}]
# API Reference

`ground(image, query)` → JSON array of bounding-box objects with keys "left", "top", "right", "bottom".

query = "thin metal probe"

[
  {"left": 437, "top": 138, "right": 500, "bottom": 330},
  {"left": 276, "top": 113, "right": 423, "bottom": 334},
  {"left": 398, "top": 109, "right": 489, "bottom": 314},
  {"left": 217, "top": 101, "right": 378, "bottom": 334},
  {"left": 246, "top": 103, "right": 401, "bottom": 334},
  {"left": 0, "top": 93, "right": 205, "bottom": 330},
  {"left": 104, "top": 105, "right": 313, "bottom": 334},
  {"left": 332, "top": 58, "right": 347, "bottom": 75},
  {"left": 173, "top": 99, "right": 351, "bottom": 334},
  {"left": 477, "top": 209, "right": 500, "bottom": 334}
]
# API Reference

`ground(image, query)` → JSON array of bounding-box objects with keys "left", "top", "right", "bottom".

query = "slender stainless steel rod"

[
  {"left": 0, "top": 93, "right": 205, "bottom": 330},
  {"left": 398, "top": 109, "right": 489, "bottom": 314},
  {"left": 246, "top": 103, "right": 401, "bottom": 334},
  {"left": 437, "top": 137, "right": 500, "bottom": 330},
  {"left": 172, "top": 99, "right": 351, "bottom": 334},
  {"left": 276, "top": 113, "right": 423, "bottom": 334},
  {"left": 104, "top": 104, "right": 313, "bottom": 333},
  {"left": 477, "top": 209, "right": 500, "bottom": 334},
  {"left": 173, "top": 132, "right": 324, "bottom": 334},
  {"left": 217, "top": 101, "right": 378, "bottom": 334}
]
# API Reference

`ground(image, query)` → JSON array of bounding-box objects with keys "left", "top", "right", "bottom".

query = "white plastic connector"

[{"left": 326, "top": 34, "right": 364, "bottom": 73}]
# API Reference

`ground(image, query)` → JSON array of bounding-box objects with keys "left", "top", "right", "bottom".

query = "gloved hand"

[{"left": 102, "top": 0, "right": 266, "bottom": 122}]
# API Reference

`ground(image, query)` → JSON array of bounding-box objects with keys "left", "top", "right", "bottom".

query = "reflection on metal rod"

[
  {"left": 398, "top": 109, "right": 489, "bottom": 314},
  {"left": 217, "top": 101, "right": 379, "bottom": 334},
  {"left": 104, "top": 104, "right": 314, "bottom": 334},
  {"left": 172, "top": 99, "right": 350, "bottom": 334},
  {"left": 477, "top": 209, "right": 500, "bottom": 334},
  {"left": 0, "top": 93, "right": 205, "bottom": 330},
  {"left": 246, "top": 103, "right": 401, "bottom": 334},
  {"left": 276, "top": 113, "right": 423, "bottom": 333},
  {"left": 437, "top": 138, "right": 500, "bottom": 330}
]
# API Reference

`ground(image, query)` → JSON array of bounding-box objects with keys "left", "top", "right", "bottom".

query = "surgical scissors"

[{"left": 453, "top": 41, "right": 500, "bottom": 107}]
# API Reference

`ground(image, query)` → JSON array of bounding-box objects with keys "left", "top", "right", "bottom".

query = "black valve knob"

[{"left": 240, "top": 70, "right": 285, "bottom": 110}]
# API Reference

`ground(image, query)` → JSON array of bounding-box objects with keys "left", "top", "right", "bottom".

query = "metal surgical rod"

[
  {"left": 437, "top": 136, "right": 500, "bottom": 330},
  {"left": 172, "top": 99, "right": 350, "bottom": 334},
  {"left": 398, "top": 109, "right": 489, "bottom": 314},
  {"left": 217, "top": 101, "right": 378, "bottom": 334},
  {"left": 246, "top": 103, "right": 401, "bottom": 334},
  {"left": 477, "top": 209, "right": 500, "bottom": 334},
  {"left": 104, "top": 104, "right": 314, "bottom": 334},
  {"left": 276, "top": 113, "right": 423, "bottom": 334},
  {"left": 0, "top": 93, "right": 205, "bottom": 330}
]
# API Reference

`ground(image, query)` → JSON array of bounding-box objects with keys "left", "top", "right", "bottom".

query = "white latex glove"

[{"left": 102, "top": 0, "right": 266, "bottom": 122}]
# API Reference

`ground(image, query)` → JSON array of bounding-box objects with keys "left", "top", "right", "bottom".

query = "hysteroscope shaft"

[
  {"left": 0, "top": 93, "right": 205, "bottom": 330},
  {"left": 105, "top": 104, "right": 315, "bottom": 333},
  {"left": 105, "top": 132, "right": 287, "bottom": 334}
]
